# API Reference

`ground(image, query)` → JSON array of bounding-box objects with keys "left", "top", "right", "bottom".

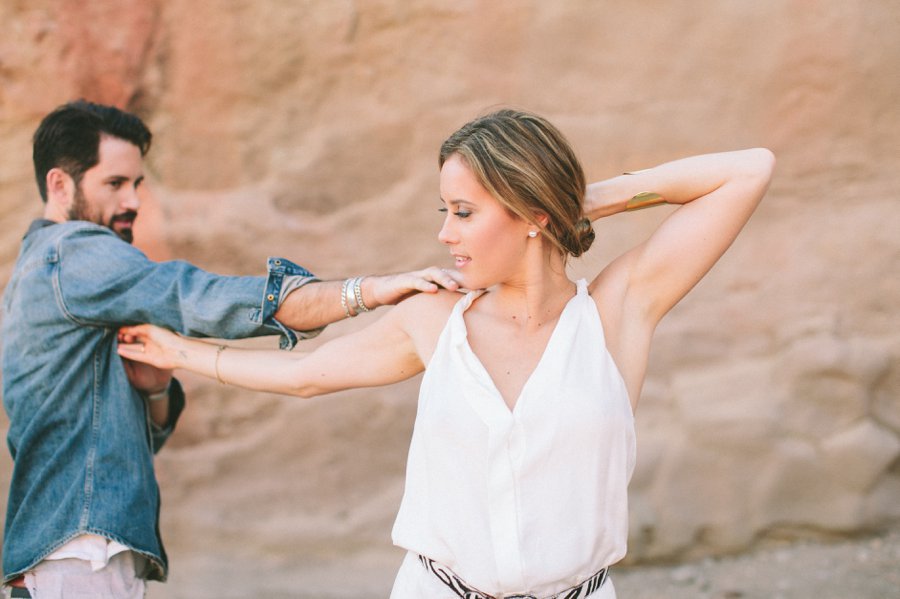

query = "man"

[{"left": 0, "top": 100, "right": 456, "bottom": 598}]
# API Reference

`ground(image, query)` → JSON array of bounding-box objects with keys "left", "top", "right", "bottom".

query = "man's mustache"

[{"left": 111, "top": 211, "right": 138, "bottom": 224}]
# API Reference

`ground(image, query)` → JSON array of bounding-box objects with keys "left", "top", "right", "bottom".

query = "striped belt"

[{"left": 418, "top": 555, "right": 609, "bottom": 599}]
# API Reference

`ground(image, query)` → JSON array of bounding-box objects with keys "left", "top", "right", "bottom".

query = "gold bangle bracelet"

[
  {"left": 215, "top": 345, "right": 228, "bottom": 385},
  {"left": 625, "top": 191, "right": 667, "bottom": 212}
]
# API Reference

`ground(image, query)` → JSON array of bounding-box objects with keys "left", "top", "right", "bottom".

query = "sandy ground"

[
  {"left": 148, "top": 527, "right": 900, "bottom": 598},
  {"left": 611, "top": 528, "right": 900, "bottom": 599}
]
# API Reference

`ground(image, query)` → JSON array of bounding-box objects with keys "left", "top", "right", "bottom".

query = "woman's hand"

[{"left": 117, "top": 324, "right": 184, "bottom": 370}]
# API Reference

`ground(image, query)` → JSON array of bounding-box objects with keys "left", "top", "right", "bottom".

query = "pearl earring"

[{"left": 528, "top": 231, "right": 538, "bottom": 238}]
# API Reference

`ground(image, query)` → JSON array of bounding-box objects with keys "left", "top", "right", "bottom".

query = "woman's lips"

[{"left": 454, "top": 255, "right": 470, "bottom": 268}]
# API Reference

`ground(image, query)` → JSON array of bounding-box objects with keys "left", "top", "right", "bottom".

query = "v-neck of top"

[{"left": 454, "top": 279, "right": 586, "bottom": 416}]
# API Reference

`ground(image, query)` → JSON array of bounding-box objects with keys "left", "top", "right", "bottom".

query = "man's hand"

[
  {"left": 274, "top": 267, "right": 463, "bottom": 331},
  {"left": 121, "top": 357, "right": 173, "bottom": 395},
  {"left": 364, "top": 266, "right": 463, "bottom": 307},
  {"left": 119, "top": 345, "right": 174, "bottom": 427}
]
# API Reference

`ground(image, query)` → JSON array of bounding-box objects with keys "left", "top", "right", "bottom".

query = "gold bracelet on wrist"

[
  {"left": 215, "top": 345, "right": 228, "bottom": 385},
  {"left": 625, "top": 191, "right": 667, "bottom": 211}
]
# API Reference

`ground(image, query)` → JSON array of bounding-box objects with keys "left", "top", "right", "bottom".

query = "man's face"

[{"left": 68, "top": 135, "right": 145, "bottom": 243}]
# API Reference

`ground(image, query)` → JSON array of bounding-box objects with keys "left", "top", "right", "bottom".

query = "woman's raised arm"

[
  {"left": 117, "top": 302, "right": 425, "bottom": 398},
  {"left": 586, "top": 148, "right": 775, "bottom": 324}
]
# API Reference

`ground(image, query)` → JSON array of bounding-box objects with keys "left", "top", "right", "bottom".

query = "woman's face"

[{"left": 438, "top": 154, "right": 533, "bottom": 289}]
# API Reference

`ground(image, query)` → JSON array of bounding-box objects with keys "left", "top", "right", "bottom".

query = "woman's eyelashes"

[{"left": 438, "top": 207, "right": 472, "bottom": 219}]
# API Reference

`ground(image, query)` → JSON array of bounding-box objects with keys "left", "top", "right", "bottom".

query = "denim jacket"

[{"left": 1, "top": 219, "right": 318, "bottom": 582}]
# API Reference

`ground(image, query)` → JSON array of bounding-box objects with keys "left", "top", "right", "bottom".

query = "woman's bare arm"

[
  {"left": 587, "top": 148, "right": 776, "bottom": 324},
  {"left": 117, "top": 302, "right": 425, "bottom": 398}
]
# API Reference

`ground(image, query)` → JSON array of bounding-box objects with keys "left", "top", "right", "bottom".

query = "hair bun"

[{"left": 569, "top": 217, "right": 595, "bottom": 257}]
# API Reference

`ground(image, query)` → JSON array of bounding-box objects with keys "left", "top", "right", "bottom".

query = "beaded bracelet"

[{"left": 353, "top": 277, "right": 371, "bottom": 313}]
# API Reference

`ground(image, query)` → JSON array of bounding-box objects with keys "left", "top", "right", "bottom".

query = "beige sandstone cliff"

[{"left": 1, "top": 1, "right": 898, "bottom": 597}]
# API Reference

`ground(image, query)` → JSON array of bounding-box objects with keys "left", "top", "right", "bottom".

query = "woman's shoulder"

[
  {"left": 395, "top": 288, "right": 465, "bottom": 320},
  {"left": 388, "top": 289, "right": 466, "bottom": 360}
]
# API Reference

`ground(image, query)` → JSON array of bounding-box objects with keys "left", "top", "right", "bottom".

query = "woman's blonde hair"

[{"left": 439, "top": 109, "right": 594, "bottom": 257}]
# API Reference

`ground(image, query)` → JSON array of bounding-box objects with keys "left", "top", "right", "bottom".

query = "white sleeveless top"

[{"left": 392, "top": 279, "right": 636, "bottom": 597}]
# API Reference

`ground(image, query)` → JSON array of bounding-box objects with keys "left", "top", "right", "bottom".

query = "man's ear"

[{"left": 46, "top": 168, "right": 75, "bottom": 209}]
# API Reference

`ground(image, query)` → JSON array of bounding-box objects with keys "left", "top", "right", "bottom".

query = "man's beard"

[{"left": 68, "top": 184, "right": 136, "bottom": 244}]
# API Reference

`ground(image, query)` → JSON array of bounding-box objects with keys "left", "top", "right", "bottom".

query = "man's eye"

[{"left": 109, "top": 181, "right": 122, "bottom": 189}]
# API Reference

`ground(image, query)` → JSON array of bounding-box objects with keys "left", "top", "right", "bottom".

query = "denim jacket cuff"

[
  {"left": 261, "top": 257, "right": 322, "bottom": 350},
  {"left": 149, "top": 378, "right": 186, "bottom": 452}
]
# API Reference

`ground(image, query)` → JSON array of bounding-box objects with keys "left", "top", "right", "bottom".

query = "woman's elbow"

[
  {"left": 746, "top": 147, "right": 776, "bottom": 181},
  {"left": 289, "top": 382, "right": 320, "bottom": 399},
  {"left": 729, "top": 148, "right": 775, "bottom": 197}
]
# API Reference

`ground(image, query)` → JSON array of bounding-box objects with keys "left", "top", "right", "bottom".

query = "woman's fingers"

[
  {"left": 117, "top": 342, "right": 153, "bottom": 365},
  {"left": 116, "top": 324, "right": 178, "bottom": 369},
  {"left": 118, "top": 324, "right": 151, "bottom": 344},
  {"left": 118, "top": 342, "right": 145, "bottom": 356}
]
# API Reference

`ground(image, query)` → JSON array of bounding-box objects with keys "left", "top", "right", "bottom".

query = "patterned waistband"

[{"left": 418, "top": 554, "right": 609, "bottom": 599}]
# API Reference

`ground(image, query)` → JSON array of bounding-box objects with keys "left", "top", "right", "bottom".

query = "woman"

[{"left": 118, "top": 109, "right": 775, "bottom": 598}]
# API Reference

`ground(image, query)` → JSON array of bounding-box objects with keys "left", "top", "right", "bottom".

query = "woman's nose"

[{"left": 437, "top": 218, "right": 456, "bottom": 245}]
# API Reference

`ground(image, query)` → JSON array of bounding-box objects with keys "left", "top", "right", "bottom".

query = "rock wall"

[{"left": 1, "top": 0, "right": 898, "bottom": 595}]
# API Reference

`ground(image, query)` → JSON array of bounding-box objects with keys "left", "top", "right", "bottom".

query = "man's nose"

[{"left": 122, "top": 187, "right": 141, "bottom": 211}]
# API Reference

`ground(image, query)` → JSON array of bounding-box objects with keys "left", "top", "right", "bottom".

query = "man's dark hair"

[{"left": 32, "top": 100, "right": 152, "bottom": 202}]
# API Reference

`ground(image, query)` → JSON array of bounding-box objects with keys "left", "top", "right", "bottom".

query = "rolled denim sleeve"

[
  {"left": 263, "top": 257, "right": 324, "bottom": 349},
  {"left": 54, "top": 225, "right": 318, "bottom": 349},
  {"left": 148, "top": 378, "right": 186, "bottom": 453}
]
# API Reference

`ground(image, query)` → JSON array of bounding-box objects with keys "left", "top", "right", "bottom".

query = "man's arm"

[
  {"left": 273, "top": 267, "right": 460, "bottom": 331},
  {"left": 56, "top": 227, "right": 313, "bottom": 347},
  {"left": 121, "top": 358, "right": 173, "bottom": 424},
  {"left": 118, "top": 355, "right": 188, "bottom": 452},
  {"left": 57, "top": 224, "right": 461, "bottom": 342}
]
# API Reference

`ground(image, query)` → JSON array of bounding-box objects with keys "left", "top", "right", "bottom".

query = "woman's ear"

[{"left": 532, "top": 211, "right": 550, "bottom": 228}]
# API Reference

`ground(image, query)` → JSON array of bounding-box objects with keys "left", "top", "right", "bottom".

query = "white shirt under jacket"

[{"left": 391, "top": 279, "right": 636, "bottom": 597}]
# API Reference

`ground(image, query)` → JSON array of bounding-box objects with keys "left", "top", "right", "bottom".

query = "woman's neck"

[{"left": 483, "top": 251, "right": 575, "bottom": 331}]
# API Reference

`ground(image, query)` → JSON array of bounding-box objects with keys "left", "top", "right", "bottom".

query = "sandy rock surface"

[{"left": 1, "top": 1, "right": 899, "bottom": 596}]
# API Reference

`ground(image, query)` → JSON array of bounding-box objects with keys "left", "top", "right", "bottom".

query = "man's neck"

[{"left": 43, "top": 202, "right": 68, "bottom": 223}]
